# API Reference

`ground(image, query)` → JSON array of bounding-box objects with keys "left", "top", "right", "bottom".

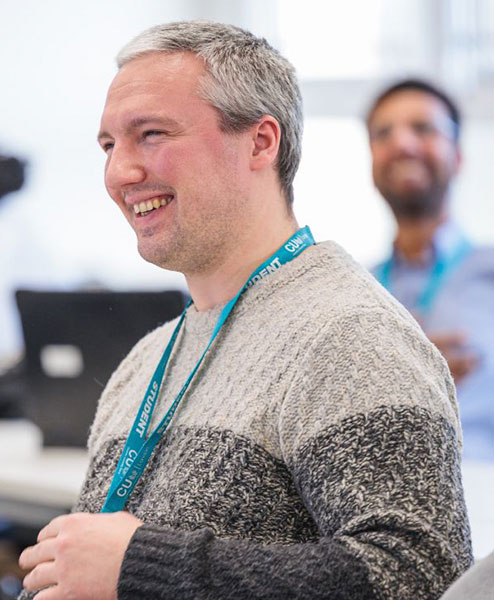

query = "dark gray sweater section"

[{"left": 115, "top": 406, "right": 470, "bottom": 599}]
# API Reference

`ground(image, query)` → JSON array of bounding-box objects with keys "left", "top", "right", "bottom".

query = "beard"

[
  {"left": 374, "top": 158, "right": 451, "bottom": 221},
  {"left": 136, "top": 191, "right": 248, "bottom": 276},
  {"left": 381, "top": 183, "right": 447, "bottom": 220}
]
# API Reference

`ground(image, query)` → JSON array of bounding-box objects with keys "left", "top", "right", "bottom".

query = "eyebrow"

[{"left": 97, "top": 116, "right": 182, "bottom": 143}]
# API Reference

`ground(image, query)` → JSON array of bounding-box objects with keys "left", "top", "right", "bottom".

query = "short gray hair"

[{"left": 117, "top": 20, "right": 303, "bottom": 206}]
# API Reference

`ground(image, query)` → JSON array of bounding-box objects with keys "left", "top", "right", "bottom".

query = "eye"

[
  {"left": 412, "top": 122, "right": 436, "bottom": 136},
  {"left": 143, "top": 130, "right": 165, "bottom": 140},
  {"left": 102, "top": 142, "right": 114, "bottom": 153},
  {"left": 98, "top": 139, "right": 114, "bottom": 153},
  {"left": 370, "top": 125, "right": 391, "bottom": 143}
]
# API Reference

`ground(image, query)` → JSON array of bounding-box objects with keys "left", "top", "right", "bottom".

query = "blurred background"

[
  {"left": 0, "top": 1, "right": 493, "bottom": 595},
  {"left": 0, "top": 0, "right": 493, "bottom": 362}
]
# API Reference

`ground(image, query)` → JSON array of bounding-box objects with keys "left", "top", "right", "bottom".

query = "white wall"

[
  {"left": 1, "top": 0, "right": 493, "bottom": 358},
  {"left": 0, "top": 0, "right": 277, "bottom": 357}
]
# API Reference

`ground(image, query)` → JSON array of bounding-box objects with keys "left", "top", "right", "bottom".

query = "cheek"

[
  {"left": 370, "top": 144, "right": 388, "bottom": 167},
  {"left": 424, "top": 139, "right": 454, "bottom": 166},
  {"left": 146, "top": 146, "right": 200, "bottom": 182},
  {"left": 104, "top": 181, "right": 120, "bottom": 207},
  {"left": 146, "top": 150, "right": 174, "bottom": 178},
  {"left": 103, "top": 176, "right": 126, "bottom": 214},
  {"left": 147, "top": 137, "right": 240, "bottom": 189},
  {"left": 104, "top": 162, "right": 118, "bottom": 197},
  {"left": 371, "top": 153, "right": 388, "bottom": 178}
]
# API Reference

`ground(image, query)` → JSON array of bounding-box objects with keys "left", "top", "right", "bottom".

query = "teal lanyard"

[
  {"left": 101, "top": 226, "right": 315, "bottom": 513},
  {"left": 376, "top": 237, "right": 472, "bottom": 316}
]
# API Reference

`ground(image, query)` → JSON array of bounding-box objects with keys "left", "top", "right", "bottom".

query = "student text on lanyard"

[
  {"left": 101, "top": 226, "right": 315, "bottom": 513},
  {"left": 376, "top": 236, "right": 472, "bottom": 317}
]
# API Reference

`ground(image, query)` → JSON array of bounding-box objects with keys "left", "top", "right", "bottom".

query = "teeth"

[{"left": 133, "top": 196, "right": 170, "bottom": 215}]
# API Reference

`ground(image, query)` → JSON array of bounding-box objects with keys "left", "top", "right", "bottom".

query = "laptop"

[{"left": 15, "top": 289, "right": 186, "bottom": 447}]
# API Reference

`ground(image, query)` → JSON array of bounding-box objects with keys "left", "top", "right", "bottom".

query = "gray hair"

[{"left": 117, "top": 20, "right": 303, "bottom": 206}]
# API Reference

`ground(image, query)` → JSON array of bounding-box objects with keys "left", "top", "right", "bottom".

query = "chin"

[
  {"left": 139, "top": 245, "right": 186, "bottom": 274},
  {"left": 390, "top": 196, "right": 442, "bottom": 220},
  {"left": 138, "top": 242, "right": 167, "bottom": 267}
]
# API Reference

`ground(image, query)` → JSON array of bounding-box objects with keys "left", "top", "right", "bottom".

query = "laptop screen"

[{"left": 15, "top": 289, "right": 186, "bottom": 447}]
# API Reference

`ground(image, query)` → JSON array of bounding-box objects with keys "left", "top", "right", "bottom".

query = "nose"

[
  {"left": 386, "top": 125, "right": 421, "bottom": 156},
  {"left": 105, "top": 142, "right": 146, "bottom": 192}
]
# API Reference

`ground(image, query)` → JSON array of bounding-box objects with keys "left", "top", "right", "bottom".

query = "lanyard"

[
  {"left": 376, "top": 237, "right": 472, "bottom": 316},
  {"left": 101, "top": 226, "right": 315, "bottom": 513}
]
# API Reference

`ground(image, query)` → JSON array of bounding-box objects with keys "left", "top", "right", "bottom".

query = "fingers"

[
  {"left": 427, "top": 330, "right": 480, "bottom": 382},
  {"left": 448, "top": 354, "right": 478, "bottom": 383},
  {"left": 19, "top": 538, "right": 58, "bottom": 570},
  {"left": 428, "top": 331, "right": 468, "bottom": 350},
  {"left": 38, "top": 514, "right": 69, "bottom": 542},
  {"left": 35, "top": 590, "right": 60, "bottom": 600},
  {"left": 18, "top": 512, "right": 142, "bottom": 600},
  {"left": 23, "top": 560, "right": 57, "bottom": 592}
]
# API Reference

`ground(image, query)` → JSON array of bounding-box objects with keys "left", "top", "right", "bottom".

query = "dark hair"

[{"left": 366, "top": 78, "right": 461, "bottom": 142}]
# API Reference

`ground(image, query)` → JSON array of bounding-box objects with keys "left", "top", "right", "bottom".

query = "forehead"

[
  {"left": 369, "top": 90, "right": 450, "bottom": 125},
  {"left": 101, "top": 52, "right": 211, "bottom": 126}
]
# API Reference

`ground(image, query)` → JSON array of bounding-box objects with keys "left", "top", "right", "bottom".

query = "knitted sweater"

[{"left": 20, "top": 241, "right": 472, "bottom": 599}]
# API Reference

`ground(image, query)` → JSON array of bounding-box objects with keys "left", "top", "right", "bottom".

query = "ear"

[{"left": 249, "top": 115, "right": 281, "bottom": 172}]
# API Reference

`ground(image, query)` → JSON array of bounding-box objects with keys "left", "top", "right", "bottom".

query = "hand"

[
  {"left": 19, "top": 511, "right": 143, "bottom": 600},
  {"left": 427, "top": 331, "right": 479, "bottom": 384}
]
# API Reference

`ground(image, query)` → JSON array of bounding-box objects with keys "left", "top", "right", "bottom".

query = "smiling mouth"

[
  {"left": 133, "top": 196, "right": 172, "bottom": 217},
  {"left": 388, "top": 159, "right": 428, "bottom": 178}
]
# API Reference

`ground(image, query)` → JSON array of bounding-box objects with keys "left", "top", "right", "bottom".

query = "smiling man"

[
  {"left": 18, "top": 24, "right": 471, "bottom": 600},
  {"left": 368, "top": 79, "right": 494, "bottom": 460}
]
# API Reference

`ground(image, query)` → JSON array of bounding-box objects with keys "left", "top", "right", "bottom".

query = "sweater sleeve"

[{"left": 118, "top": 309, "right": 472, "bottom": 600}]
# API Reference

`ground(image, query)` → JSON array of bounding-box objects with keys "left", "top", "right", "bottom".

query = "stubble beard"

[{"left": 136, "top": 212, "right": 239, "bottom": 276}]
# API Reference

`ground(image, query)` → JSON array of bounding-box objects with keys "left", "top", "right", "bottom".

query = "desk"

[
  {"left": 0, "top": 447, "right": 88, "bottom": 528},
  {"left": 0, "top": 420, "right": 88, "bottom": 528}
]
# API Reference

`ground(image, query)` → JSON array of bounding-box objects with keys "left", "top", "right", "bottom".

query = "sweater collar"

[{"left": 183, "top": 242, "right": 342, "bottom": 336}]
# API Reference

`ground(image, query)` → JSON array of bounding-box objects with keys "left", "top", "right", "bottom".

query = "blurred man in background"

[{"left": 367, "top": 79, "right": 494, "bottom": 461}]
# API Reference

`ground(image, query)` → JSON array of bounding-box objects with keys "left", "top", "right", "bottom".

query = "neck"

[
  {"left": 186, "top": 216, "right": 299, "bottom": 311},
  {"left": 394, "top": 213, "right": 448, "bottom": 262}
]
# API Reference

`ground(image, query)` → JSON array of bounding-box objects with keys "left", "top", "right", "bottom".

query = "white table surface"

[
  {"left": 0, "top": 446, "right": 88, "bottom": 507},
  {"left": 0, "top": 420, "right": 88, "bottom": 527}
]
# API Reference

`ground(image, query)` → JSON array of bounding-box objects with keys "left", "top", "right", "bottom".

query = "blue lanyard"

[
  {"left": 101, "top": 226, "right": 315, "bottom": 513},
  {"left": 376, "top": 237, "right": 472, "bottom": 316}
]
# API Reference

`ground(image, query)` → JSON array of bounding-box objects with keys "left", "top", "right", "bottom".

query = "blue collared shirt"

[{"left": 373, "top": 221, "right": 494, "bottom": 461}]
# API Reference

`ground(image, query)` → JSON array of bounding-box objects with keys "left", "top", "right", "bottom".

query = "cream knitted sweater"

[{"left": 21, "top": 241, "right": 473, "bottom": 599}]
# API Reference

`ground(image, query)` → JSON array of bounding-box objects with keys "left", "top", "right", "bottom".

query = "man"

[
  {"left": 367, "top": 79, "right": 494, "bottom": 461},
  {"left": 18, "top": 23, "right": 471, "bottom": 600}
]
